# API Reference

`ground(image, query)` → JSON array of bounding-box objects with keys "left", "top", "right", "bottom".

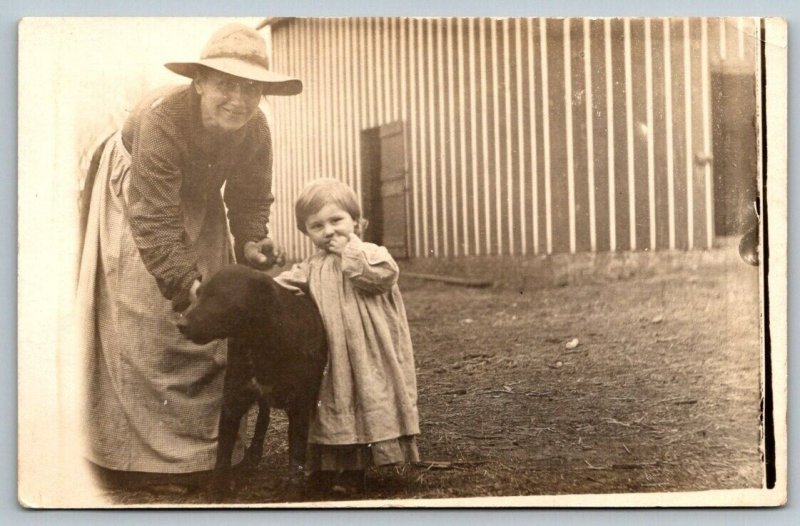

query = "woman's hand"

[
  {"left": 172, "top": 278, "right": 202, "bottom": 313},
  {"left": 244, "top": 238, "right": 286, "bottom": 270}
]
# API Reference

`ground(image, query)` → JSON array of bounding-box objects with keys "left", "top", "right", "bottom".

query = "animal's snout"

[
  {"left": 175, "top": 302, "right": 198, "bottom": 332},
  {"left": 176, "top": 317, "right": 197, "bottom": 342},
  {"left": 175, "top": 310, "right": 197, "bottom": 338},
  {"left": 174, "top": 309, "right": 217, "bottom": 345}
]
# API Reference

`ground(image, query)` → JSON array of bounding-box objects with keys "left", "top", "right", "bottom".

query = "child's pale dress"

[{"left": 276, "top": 236, "right": 420, "bottom": 470}]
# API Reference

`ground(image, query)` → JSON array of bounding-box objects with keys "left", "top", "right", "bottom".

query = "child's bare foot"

[{"left": 331, "top": 470, "right": 366, "bottom": 496}]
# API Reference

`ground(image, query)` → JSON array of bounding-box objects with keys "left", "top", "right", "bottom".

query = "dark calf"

[{"left": 176, "top": 264, "right": 327, "bottom": 498}]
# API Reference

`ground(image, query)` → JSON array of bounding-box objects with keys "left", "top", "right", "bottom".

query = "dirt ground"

[{"left": 103, "top": 245, "right": 764, "bottom": 506}]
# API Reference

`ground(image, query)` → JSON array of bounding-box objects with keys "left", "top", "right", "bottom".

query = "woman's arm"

[
  {"left": 126, "top": 112, "right": 201, "bottom": 303},
  {"left": 224, "top": 114, "right": 274, "bottom": 264},
  {"left": 341, "top": 235, "right": 399, "bottom": 295}
]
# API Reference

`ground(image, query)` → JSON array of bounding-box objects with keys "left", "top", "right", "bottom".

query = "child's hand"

[{"left": 327, "top": 233, "right": 351, "bottom": 255}]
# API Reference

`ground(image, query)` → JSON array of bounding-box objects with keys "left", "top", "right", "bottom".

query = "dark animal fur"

[{"left": 177, "top": 264, "right": 327, "bottom": 497}]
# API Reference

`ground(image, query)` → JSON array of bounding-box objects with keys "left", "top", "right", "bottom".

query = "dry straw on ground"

[{"left": 101, "top": 243, "right": 762, "bottom": 505}]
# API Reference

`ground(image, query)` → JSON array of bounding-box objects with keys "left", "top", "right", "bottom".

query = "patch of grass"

[{"left": 101, "top": 247, "right": 763, "bottom": 505}]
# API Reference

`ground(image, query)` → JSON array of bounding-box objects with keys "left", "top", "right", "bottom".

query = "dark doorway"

[
  {"left": 361, "top": 121, "right": 410, "bottom": 259},
  {"left": 711, "top": 71, "right": 759, "bottom": 236}
]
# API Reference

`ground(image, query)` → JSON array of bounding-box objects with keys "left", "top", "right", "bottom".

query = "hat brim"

[{"left": 165, "top": 58, "right": 302, "bottom": 96}]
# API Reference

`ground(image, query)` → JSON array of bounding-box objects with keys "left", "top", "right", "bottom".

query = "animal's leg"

[
  {"left": 286, "top": 407, "right": 311, "bottom": 486},
  {"left": 211, "top": 398, "right": 251, "bottom": 499},
  {"left": 245, "top": 398, "right": 271, "bottom": 467},
  {"left": 211, "top": 357, "right": 258, "bottom": 499}
]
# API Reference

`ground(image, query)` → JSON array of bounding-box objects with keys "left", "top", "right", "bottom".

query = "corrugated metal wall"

[{"left": 267, "top": 17, "right": 759, "bottom": 260}]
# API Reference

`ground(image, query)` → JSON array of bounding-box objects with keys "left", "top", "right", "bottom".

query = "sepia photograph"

[{"left": 17, "top": 15, "right": 787, "bottom": 508}]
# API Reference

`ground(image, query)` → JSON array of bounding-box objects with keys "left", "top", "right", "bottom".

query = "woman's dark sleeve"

[
  {"left": 126, "top": 113, "right": 201, "bottom": 300},
  {"left": 224, "top": 115, "right": 274, "bottom": 262}
]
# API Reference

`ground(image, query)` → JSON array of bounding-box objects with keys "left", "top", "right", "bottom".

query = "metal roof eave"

[{"left": 256, "top": 17, "right": 295, "bottom": 31}]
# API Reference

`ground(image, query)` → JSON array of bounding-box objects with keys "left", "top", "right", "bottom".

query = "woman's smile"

[{"left": 196, "top": 70, "right": 262, "bottom": 133}]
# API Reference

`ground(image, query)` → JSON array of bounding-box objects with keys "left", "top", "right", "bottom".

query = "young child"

[{"left": 275, "top": 178, "right": 420, "bottom": 495}]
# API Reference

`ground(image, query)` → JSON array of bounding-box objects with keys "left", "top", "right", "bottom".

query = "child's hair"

[{"left": 295, "top": 178, "right": 362, "bottom": 234}]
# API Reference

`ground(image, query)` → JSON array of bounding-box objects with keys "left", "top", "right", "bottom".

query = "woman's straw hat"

[{"left": 165, "top": 23, "right": 302, "bottom": 96}]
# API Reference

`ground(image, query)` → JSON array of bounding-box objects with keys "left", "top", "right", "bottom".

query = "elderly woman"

[{"left": 78, "top": 23, "right": 301, "bottom": 489}]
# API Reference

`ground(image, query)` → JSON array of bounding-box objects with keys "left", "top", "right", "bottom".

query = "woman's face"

[
  {"left": 195, "top": 70, "right": 262, "bottom": 133},
  {"left": 305, "top": 203, "right": 358, "bottom": 252}
]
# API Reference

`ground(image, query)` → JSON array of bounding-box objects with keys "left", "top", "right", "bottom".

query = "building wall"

[{"left": 267, "top": 17, "right": 759, "bottom": 260}]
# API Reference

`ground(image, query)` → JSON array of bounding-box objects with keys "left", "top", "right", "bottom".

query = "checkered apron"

[{"left": 78, "top": 131, "right": 245, "bottom": 473}]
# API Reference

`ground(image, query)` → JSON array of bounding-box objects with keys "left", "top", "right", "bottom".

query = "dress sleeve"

[
  {"left": 126, "top": 111, "right": 201, "bottom": 300},
  {"left": 341, "top": 236, "right": 399, "bottom": 295},
  {"left": 274, "top": 261, "right": 311, "bottom": 295},
  {"left": 224, "top": 115, "right": 274, "bottom": 262}
]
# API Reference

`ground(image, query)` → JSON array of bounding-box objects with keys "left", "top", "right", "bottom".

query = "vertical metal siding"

[
  {"left": 662, "top": 19, "right": 677, "bottom": 250},
  {"left": 407, "top": 19, "right": 420, "bottom": 258},
  {"left": 645, "top": 19, "right": 657, "bottom": 250},
  {"left": 632, "top": 20, "right": 651, "bottom": 252},
  {"left": 478, "top": 20, "right": 491, "bottom": 256},
  {"left": 267, "top": 17, "right": 757, "bottom": 260},
  {"left": 610, "top": 19, "right": 629, "bottom": 251},
  {"left": 651, "top": 20, "right": 669, "bottom": 251},
  {"left": 583, "top": 19, "right": 597, "bottom": 253},
  {"left": 570, "top": 20, "right": 591, "bottom": 255},
  {"left": 539, "top": 19, "right": 553, "bottom": 255},
  {"left": 563, "top": 19, "right": 576, "bottom": 254},
  {"left": 689, "top": 18, "right": 704, "bottom": 250},
  {"left": 547, "top": 19, "right": 570, "bottom": 255},
  {"left": 447, "top": 20, "right": 460, "bottom": 256},
  {"left": 468, "top": 18, "right": 480, "bottom": 256},
  {"left": 490, "top": 20, "right": 502, "bottom": 255},
  {"left": 457, "top": 18, "right": 470, "bottom": 256},
  {"left": 623, "top": 19, "right": 637, "bottom": 251},
  {"left": 527, "top": 18, "right": 540, "bottom": 255},
  {"left": 594, "top": 19, "right": 612, "bottom": 253},
  {"left": 514, "top": 19, "right": 527, "bottom": 255},
  {"left": 505, "top": 19, "right": 518, "bottom": 256},
  {"left": 701, "top": 19, "right": 714, "bottom": 250},
  {"left": 436, "top": 19, "right": 449, "bottom": 257}
]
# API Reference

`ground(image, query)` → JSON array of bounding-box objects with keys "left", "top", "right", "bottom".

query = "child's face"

[{"left": 305, "top": 203, "right": 358, "bottom": 252}]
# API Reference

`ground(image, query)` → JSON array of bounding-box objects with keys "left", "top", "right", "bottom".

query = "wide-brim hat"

[{"left": 165, "top": 23, "right": 302, "bottom": 96}]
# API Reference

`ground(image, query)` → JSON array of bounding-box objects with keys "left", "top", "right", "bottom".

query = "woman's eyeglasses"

[{"left": 210, "top": 74, "right": 263, "bottom": 99}]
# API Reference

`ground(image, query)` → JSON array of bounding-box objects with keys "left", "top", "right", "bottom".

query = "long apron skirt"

[{"left": 78, "top": 131, "right": 245, "bottom": 473}]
